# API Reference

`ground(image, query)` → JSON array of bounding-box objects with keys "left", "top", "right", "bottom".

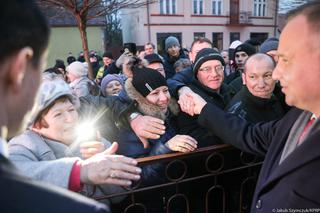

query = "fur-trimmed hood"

[{"left": 125, "top": 78, "right": 180, "bottom": 120}]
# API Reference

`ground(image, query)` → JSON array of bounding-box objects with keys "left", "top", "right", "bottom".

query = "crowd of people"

[{"left": 1, "top": 0, "right": 320, "bottom": 212}]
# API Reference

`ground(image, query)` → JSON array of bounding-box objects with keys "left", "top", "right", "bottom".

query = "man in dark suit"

[
  {"left": 180, "top": 1, "right": 320, "bottom": 212},
  {"left": 0, "top": 1, "right": 139, "bottom": 212}
]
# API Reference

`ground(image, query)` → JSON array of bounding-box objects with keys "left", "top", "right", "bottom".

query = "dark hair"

[
  {"left": 43, "top": 67, "right": 62, "bottom": 75},
  {"left": 287, "top": 1, "right": 320, "bottom": 33},
  {"left": 33, "top": 96, "right": 73, "bottom": 128},
  {"left": 173, "top": 58, "right": 192, "bottom": 72},
  {"left": 190, "top": 37, "right": 213, "bottom": 52},
  {"left": 145, "top": 42, "right": 155, "bottom": 49},
  {"left": 0, "top": 0, "right": 50, "bottom": 67},
  {"left": 126, "top": 56, "right": 144, "bottom": 71},
  {"left": 54, "top": 59, "right": 66, "bottom": 70}
]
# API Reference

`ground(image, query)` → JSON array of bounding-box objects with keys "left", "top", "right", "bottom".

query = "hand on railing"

[{"left": 165, "top": 135, "right": 198, "bottom": 153}]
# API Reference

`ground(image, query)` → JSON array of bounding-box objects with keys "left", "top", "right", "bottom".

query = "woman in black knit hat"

[{"left": 115, "top": 66, "right": 197, "bottom": 173}]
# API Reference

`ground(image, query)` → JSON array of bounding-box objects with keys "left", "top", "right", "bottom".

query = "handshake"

[{"left": 177, "top": 87, "right": 208, "bottom": 116}]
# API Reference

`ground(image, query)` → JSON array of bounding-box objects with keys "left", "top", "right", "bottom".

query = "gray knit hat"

[
  {"left": 165, "top": 36, "right": 180, "bottom": 51},
  {"left": 259, "top": 37, "right": 279, "bottom": 54},
  {"left": 66, "top": 61, "right": 87, "bottom": 77},
  {"left": 28, "top": 78, "right": 75, "bottom": 126}
]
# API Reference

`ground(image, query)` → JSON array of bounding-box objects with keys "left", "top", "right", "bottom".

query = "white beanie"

[
  {"left": 229, "top": 40, "right": 242, "bottom": 49},
  {"left": 66, "top": 61, "right": 87, "bottom": 77}
]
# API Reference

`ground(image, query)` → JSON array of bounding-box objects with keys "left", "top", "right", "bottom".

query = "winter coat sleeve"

[
  {"left": 8, "top": 133, "right": 78, "bottom": 189},
  {"left": 167, "top": 66, "right": 194, "bottom": 98},
  {"left": 198, "top": 102, "right": 278, "bottom": 156}
]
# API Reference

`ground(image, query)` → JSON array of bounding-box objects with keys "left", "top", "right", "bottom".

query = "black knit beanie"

[
  {"left": 193, "top": 48, "right": 225, "bottom": 77},
  {"left": 132, "top": 67, "right": 168, "bottom": 97},
  {"left": 234, "top": 43, "right": 256, "bottom": 56}
]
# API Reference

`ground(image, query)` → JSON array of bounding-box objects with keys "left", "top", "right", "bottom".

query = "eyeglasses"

[{"left": 199, "top": 65, "right": 224, "bottom": 74}]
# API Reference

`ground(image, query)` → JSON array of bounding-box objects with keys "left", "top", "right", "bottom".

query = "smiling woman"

[
  {"left": 114, "top": 66, "right": 197, "bottom": 193},
  {"left": 8, "top": 76, "right": 141, "bottom": 205}
]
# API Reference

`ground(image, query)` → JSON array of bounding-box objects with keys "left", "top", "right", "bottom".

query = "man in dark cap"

[
  {"left": 163, "top": 36, "right": 188, "bottom": 79},
  {"left": 96, "top": 51, "right": 120, "bottom": 84},
  {"left": 176, "top": 48, "right": 234, "bottom": 147},
  {"left": 144, "top": 53, "right": 166, "bottom": 77}
]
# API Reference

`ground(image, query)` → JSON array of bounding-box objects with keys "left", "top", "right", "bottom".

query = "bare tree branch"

[{"left": 37, "top": 0, "right": 151, "bottom": 80}]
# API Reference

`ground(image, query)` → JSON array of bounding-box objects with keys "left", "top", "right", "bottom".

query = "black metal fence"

[{"left": 93, "top": 144, "right": 262, "bottom": 213}]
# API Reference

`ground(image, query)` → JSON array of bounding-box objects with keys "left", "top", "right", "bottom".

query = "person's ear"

[
  {"left": 241, "top": 72, "right": 246, "bottom": 85},
  {"left": 8, "top": 47, "right": 34, "bottom": 91},
  {"left": 33, "top": 117, "right": 49, "bottom": 130}
]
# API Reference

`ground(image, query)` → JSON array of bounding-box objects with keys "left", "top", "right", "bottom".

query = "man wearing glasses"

[{"left": 176, "top": 48, "right": 234, "bottom": 147}]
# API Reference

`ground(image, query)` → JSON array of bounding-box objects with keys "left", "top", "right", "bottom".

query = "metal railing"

[{"left": 93, "top": 144, "right": 262, "bottom": 213}]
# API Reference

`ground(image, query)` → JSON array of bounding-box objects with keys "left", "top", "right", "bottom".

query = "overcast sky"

[{"left": 278, "top": 0, "right": 308, "bottom": 14}]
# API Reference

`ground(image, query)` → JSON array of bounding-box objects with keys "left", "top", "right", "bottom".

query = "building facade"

[
  {"left": 40, "top": 6, "right": 106, "bottom": 68},
  {"left": 121, "top": 0, "right": 278, "bottom": 55}
]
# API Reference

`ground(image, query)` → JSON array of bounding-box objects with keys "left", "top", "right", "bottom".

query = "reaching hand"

[
  {"left": 80, "top": 142, "right": 141, "bottom": 186},
  {"left": 179, "top": 92, "right": 207, "bottom": 116},
  {"left": 178, "top": 86, "right": 196, "bottom": 116},
  {"left": 130, "top": 115, "right": 166, "bottom": 148},
  {"left": 80, "top": 141, "right": 105, "bottom": 159},
  {"left": 165, "top": 135, "right": 198, "bottom": 153},
  {"left": 79, "top": 131, "right": 107, "bottom": 159}
]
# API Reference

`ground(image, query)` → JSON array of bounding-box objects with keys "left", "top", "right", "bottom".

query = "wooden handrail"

[{"left": 136, "top": 144, "right": 233, "bottom": 165}]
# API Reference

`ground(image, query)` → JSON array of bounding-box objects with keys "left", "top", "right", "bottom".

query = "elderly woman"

[{"left": 8, "top": 76, "right": 141, "bottom": 204}]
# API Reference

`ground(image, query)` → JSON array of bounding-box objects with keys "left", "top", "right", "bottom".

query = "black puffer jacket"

[
  {"left": 225, "top": 86, "right": 286, "bottom": 123},
  {"left": 176, "top": 80, "right": 234, "bottom": 147}
]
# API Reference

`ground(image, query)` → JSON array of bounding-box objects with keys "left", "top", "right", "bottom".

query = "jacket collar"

[{"left": 242, "top": 86, "right": 278, "bottom": 108}]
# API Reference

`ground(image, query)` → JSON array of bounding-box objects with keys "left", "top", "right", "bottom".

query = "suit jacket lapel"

[{"left": 259, "top": 121, "right": 320, "bottom": 194}]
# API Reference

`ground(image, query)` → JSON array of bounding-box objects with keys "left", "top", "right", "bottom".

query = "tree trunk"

[{"left": 76, "top": 14, "right": 94, "bottom": 80}]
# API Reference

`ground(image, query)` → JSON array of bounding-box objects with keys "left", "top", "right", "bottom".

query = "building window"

[
  {"left": 212, "top": 32, "right": 223, "bottom": 51},
  {"left": 193, "top": 0, "right": 204, "bottom": 15},
  {"left": 212, "top": 0, "right": 222, "bottom": 15},
  {"left": 230, "top": 32, "right": 240, "bottom": 44},
  {"left": 194, "top": 32, "right": 206, "bottom": 40},
  {"left": 253, "top": 0, "right": 267, "bottom": 17},
  {"left": 159, "top": 0, "right": 177, "bottom": 14}
]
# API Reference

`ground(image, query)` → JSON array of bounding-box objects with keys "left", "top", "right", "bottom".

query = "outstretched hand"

[{"left": 80, "top": 142, "right": 141, "bottom": 186}]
